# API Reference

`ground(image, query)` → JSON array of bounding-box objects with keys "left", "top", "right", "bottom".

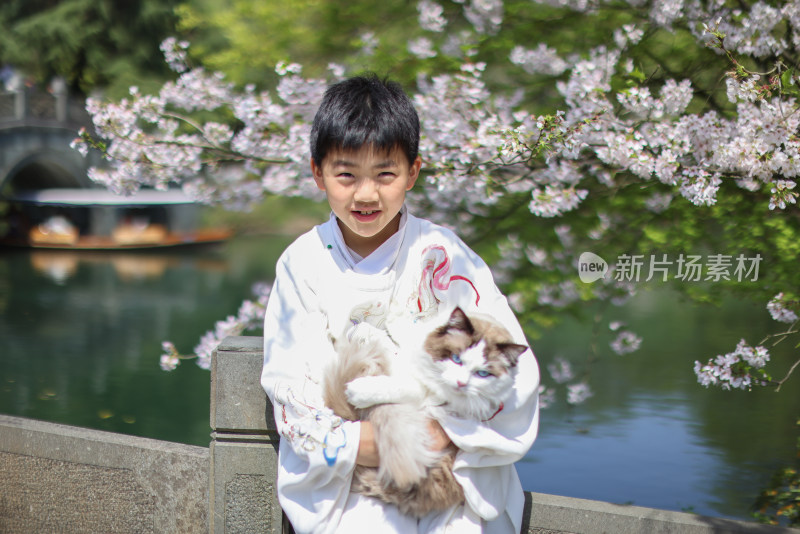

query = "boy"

[{"left": 260, "top": 75, "right": 540, "bottom": 534}]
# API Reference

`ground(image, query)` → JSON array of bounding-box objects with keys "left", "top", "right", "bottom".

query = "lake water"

[{"left": 1, "top": 233, "right": 798, "bottom": 523}]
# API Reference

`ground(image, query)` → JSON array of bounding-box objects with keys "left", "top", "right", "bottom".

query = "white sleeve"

[
  {"left": 260, "top": 251, "right": 361, "bottom": 534},
  {"left": 433, "top": 237, "right": 541, "bottom": 523}
]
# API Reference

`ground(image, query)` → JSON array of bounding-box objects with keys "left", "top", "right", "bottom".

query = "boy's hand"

[{"left": 427, "top": 419, "right": 452, "bottom": 452}]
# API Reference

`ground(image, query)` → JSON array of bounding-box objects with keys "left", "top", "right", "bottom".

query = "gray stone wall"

[
  {"left": 0, "top": 415, "right": 208, "bottom": 533},
  {"left": 522, "top": 491, "right": 799, "bottom": 534}
]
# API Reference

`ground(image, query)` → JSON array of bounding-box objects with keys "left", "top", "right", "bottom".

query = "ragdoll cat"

[{"left": 323, "top": 306, "right": 528, "bottom": 517}]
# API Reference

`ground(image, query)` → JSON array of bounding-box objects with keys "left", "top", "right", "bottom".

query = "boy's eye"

[
  {"left": 450, "top": 353, "right": 462, "bottom": 365},
  {"left": 475, "top": 370, "right": 492, "bottom": 378}
]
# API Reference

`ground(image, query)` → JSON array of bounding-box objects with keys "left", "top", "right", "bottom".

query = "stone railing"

[
  {"left": 2, "top": 335, "right": 799, "bottom": 533},
  {"left": 0, "top": 415, "right": 208, "bottom": 532},
  {"left": 0, "top": 84, "right": 89, "bottom": 127},
  {"left": 209, "top": 336, "right": 284, "bottom": 533}
]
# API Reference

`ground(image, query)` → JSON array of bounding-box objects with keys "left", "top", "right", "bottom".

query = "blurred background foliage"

[
  {"left": 0, "top": 0, "right": 731, "bottom": 109},
  {"left": 0, "top": 0, "right": 181, "bottom": 96}
]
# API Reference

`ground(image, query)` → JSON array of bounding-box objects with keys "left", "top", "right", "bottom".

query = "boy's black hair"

[{"left": 310, "top": 74, "right": 420, "bottom": 166}]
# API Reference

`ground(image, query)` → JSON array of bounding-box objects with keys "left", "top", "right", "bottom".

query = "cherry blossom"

[
  {"left": 566, "top": 382, "right": 593, "bottom": 405},
  {"left": 417, "top": 0, "right": 447, "bottom": 32},
  {"left": 767, "top": 293, "right": 799, "bottom": 324},
  {"left": 547, "top": 357, "right": 574, "bottom": 384},
  {"left": 694, "top": 339, "right": 771, "bottom": 391},
  {"left": 71, "top": 0, "right": 800, "bottom": 399},
  {"left": 509, "top": 44, "right": 569, "bottom": 76},
  {"left": 610, "top": 330, "right": 642, "bottom": 356},
  {"left": 160, "top": 283, "right": 271, "bottom": 371},
  {"left": 537, "top": 385, "right": 555, "bottom": 409},
  {"left": 408, "top": 37, "right": 437, "bottom": 59}
]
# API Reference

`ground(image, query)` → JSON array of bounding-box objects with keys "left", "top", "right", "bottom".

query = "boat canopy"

[{"left": 4, "top": 188, "right": 197, "bottom": 207}]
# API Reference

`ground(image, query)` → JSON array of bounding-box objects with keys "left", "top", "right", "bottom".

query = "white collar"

[{"left": 330, "top": 206, "right": 408, "bottom": 275}]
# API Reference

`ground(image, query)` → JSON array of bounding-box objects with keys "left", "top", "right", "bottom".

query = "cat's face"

[{"left": 421, "top": 307, "right": 527, "bottom": 417}]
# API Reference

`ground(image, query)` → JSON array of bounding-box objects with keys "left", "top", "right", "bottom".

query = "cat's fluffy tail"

[
  {"left": 369, "top": 404, "right": 443, "bottom": 490},
  {"left": 353, "top": 444, "right": 464, "bottom": 517}
]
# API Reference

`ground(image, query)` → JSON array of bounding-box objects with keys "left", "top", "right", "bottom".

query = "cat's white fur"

[
  {"left": 332, "top": 321, "right": 441, "bottom": 488},
  {"left": 325, "top": 306, "right": 527, "bottom": 507}
]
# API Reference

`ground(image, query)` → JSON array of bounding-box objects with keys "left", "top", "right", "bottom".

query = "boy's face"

[{"left": 312, "top": 145, "right": 421, "bottom": 258}]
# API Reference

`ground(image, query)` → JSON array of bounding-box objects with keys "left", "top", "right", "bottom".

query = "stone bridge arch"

[
  {"left": 0, "top": 84, "right": 100, "bottom": 195},
  {"left": 0, "top": 125, "right": 97, "bottom": 193}
]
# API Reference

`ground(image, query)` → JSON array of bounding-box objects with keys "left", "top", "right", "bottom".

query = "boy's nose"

[{"left": 353, "top": 179, "right": 379, "bottom": 202}]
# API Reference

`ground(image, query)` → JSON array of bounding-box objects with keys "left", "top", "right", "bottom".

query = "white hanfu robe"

[{"left": 261, "top": 208, "right": 540, "bottom": 534}]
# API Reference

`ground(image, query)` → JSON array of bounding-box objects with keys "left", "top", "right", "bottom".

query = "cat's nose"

[{"left": 457, "top": 380, "right": 467, "bottom": 388}]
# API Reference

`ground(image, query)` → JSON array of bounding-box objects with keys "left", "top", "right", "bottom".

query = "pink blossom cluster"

[
  {"left": 543, "top": 357, "right": 593, "bottom": 406},
  {"left": 75, "top": 2, "right": 800, "bottom": 218},
  {"left": 693, "top": 291, "right": 798, "bottom": 391},
  {"left": 609, "top": 331, "right": 642, "bottom": 355},
  {"left": 76, "top": 58, "right": 327, "bottom": 208},
  {"left": 767, "top": 293, "right": 799, "bottom": 324},
  {"left": 693, "top": 339, "right": 771, "bottom": 390},
  {"left": 566, "top": 382, "right": 593, "bottom": 405},
  {"left": 75, "top": 0, "right": 800, "bottom": 217}
]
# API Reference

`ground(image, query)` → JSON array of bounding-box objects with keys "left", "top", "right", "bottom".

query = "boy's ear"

[
  {"left": 406, "top": 156, "right": 422, "bottom": 191},
  {"left": 310, "top": 158, "right": 326, "bottom": 191}
]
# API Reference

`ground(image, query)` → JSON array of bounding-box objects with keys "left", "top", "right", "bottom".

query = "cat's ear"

[
  {"left": 445, "top": 306, "right": 474, "bottom": 334},
  {"left": 496, "top": 343, "right": 528, "bottom": 367}
]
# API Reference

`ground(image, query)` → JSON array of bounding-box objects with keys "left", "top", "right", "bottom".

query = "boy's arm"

[
  {"left": 356, "top": 421, "right": 379, "bottom": 467},
  {"left": 260, "top": 251, "right": 362, "bottom": 533},
  {"left": 427, "top": 419, "right": 453, "bottom": 451}
]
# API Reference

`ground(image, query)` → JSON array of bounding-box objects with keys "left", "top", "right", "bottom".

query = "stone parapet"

[
  {"left": 522, "top": 491, "right": 799, "bottom": 534},
  {"left": 210, "top": 336, "right": 282, "bottom": 534},
  {"left": 0, "top": 414, "right": 208, "bottom": 533}
]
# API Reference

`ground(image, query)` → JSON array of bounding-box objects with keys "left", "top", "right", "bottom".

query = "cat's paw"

[{"left": 345, "top": 377, "right": 377, "bottom": 409}]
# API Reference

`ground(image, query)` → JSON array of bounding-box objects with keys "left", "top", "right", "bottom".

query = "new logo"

[{"left": 578, "top": 252, "right": 608, "bottom": 283}]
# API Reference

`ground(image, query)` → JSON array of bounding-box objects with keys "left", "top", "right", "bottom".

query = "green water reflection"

[
  {"left": 0, "top": 235, "right": 798, "bottom": 522},
  {"left": 0, "top": 236, "right": 292, "bottom": 445},
  {"left": 524, "top": 285, "right": 800, "bottom": 520}
]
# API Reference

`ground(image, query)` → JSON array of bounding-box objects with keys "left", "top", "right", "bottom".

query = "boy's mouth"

[{"left": 352, "top": 209, "right": 381, "bottom": 221}]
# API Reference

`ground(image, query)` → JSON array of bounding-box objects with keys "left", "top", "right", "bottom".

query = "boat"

[{"left": 0, "top": 188, "right": 233, "bottom": 250}]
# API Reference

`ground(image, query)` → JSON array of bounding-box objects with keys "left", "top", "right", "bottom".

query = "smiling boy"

[
  {"left": 261, "top": 75, "right": 540, "bottom": 534},
  {"left": 311, "top": 145, "right": 421, "bottom": 258}
]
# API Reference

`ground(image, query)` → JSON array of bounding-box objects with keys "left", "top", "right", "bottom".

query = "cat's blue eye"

[
  {"left": 450, "top": 353, "right": 462, "bottom": 365},
  {"left": 475, "top": 370, "right": 492, "bottom": 378}
]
